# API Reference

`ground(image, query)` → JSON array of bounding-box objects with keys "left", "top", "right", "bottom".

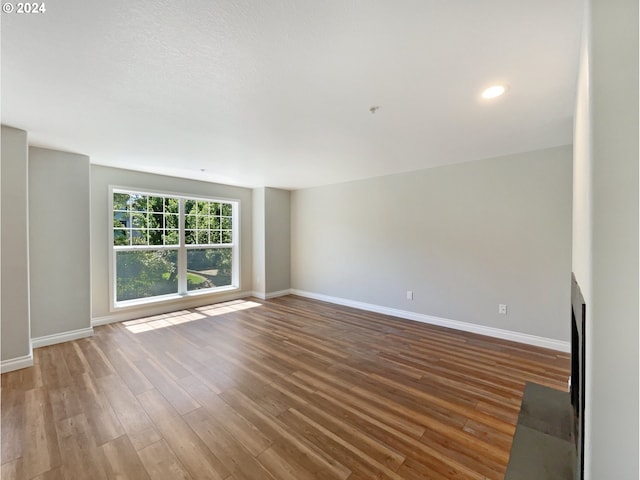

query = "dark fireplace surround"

[{"left": 571, "top": 273, "right": 586, "bottom": 480}]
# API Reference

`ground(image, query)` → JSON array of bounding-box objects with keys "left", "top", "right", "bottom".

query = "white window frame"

[{"left": 109, "top": 186, "right": 240, "bottom": 310}]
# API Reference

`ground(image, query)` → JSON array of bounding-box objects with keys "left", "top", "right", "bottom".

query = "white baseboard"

[
  {"left": 251, "top": 289, "right": 292, "bottom": 300},
  {"left": 290, "top": 289, "right": 570, "bottom": 353},
  {"left": 1, "top": 353, "right": 34, "bottom": 374},
  {"left": 92, "top": 289, "right": 253, "bottom": 326},
  {"left": 31, "top": 327, "right": 94, "bottom": 349}
]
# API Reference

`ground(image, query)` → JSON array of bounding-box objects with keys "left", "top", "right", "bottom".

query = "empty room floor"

[{"left": 1, "top": 295, "right": 569, "bottom": 480}]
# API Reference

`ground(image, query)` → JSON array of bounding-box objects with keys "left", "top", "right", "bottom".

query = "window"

[{"left": 111, "top": 188, "right": 238, "bottom": 307}]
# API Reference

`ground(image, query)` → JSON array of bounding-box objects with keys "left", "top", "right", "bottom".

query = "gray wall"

[
  {"left": 252, "top": 187, "right": 291, "bottom": 297},
  {"left": 264, "top": 188, "right": 291, "bottom": 294},
  {"left": 573, "top": 10, "right": 592, "bottom": 304},
  {"left": 91, "top": 165, "right": 253, "bottom": 321},
  {"left": 1, "top": 126, "right": 31, "bottom": 363},
  {"left": 29, "top": 147, "right": 91, "bottom": 338},
  {"left": 252, "top": 187, "right": 267, "bottom": 296},
  {"left": 291, "top": 146, "right": 572, "bottom": 341},
  {"left": 574, "top": 0, "right": 639, "bottom": 478}
]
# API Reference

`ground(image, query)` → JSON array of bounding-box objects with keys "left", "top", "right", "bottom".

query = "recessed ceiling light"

[{"left": 481, "top": 85, "right": 508, "bottom": 99}]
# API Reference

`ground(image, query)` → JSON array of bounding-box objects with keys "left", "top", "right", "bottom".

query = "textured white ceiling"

[{"left": 1, "top": 0, "right": 583, "bottom": 189}]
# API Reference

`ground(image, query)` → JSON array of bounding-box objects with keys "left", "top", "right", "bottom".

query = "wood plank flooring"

[{"left": 1, "top": 295, "right": 570, "bottom": 480}]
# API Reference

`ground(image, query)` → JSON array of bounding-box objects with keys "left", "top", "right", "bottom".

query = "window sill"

[{"left": 112, "top": 285, "right": 239, "bottom": 311}]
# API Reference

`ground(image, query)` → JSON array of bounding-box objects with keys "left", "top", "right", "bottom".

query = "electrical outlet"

[
  {"left": 498, "top": 304, "right": 507, "bottom": 315},
  {"left": 406, "top": 290, "right": 413, "bottom": 300}
]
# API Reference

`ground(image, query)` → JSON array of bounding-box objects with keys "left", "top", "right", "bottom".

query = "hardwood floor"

[{"left": 1, "top": 295, "right": 569, "bottom": 480}]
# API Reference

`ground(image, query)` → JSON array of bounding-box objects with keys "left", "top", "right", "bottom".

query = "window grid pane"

[
  {"left": 182, "top": 200, "right": 234, "bottom": 246},
  {"left": 116, "top": 249, "right": 178, "bottom": 301},
  {"left": 113, "top": 190, "right": 236, "bottom": 304},
  {"left": 186, "top": 247, "right": 233, "bottom": 291}
]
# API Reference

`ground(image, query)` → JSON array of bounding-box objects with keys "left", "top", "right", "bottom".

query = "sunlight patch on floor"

[
  {"left": 196, "top": 299, "right": 262, "bottom": 316},
  {"left": 123, "top": 299, "right": 262, "bottom": 333}
]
